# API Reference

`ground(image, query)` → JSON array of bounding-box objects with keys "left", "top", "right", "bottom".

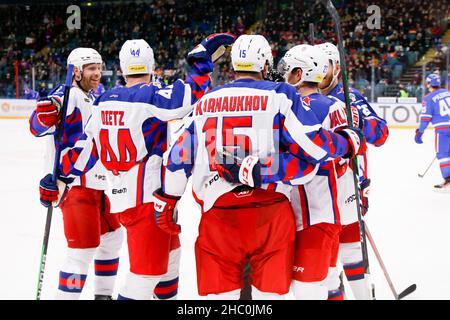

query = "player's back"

[
  {"left": 423, "top": 88, "right": 450, "bottom": 132},
  {"left": 305, "top": 93, "right": 348, "bottom": 131},
  {"left": 291, "top": 93, "right": 356, "bottom": 229},
  {"left": 190, "top": 78, "right": 303, "bottom": 211},
  {"left": 91, "top": 82, "right": 189, "bottom": 212}
]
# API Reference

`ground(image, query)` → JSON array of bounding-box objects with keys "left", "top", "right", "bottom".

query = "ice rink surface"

[{"left": 0, "top": 119, "right": 448, "bottom": 300}]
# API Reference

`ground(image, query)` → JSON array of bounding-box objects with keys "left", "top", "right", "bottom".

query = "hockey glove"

[
  {"left": 39, "top": 174, "right": 70, "bottom": 208},
  {"left": 414, "top": 129, "right": 424, "bottom": 144},
  {"left": 336, "top": 127, "right": 366, "bottom": 159},
  {"left": 215, "top": 149, "right": 262, "bottom": 188},
  {"left": 360, "top": 178, "right": 371, "bottom": 216},
  {"left": 350, "top": 105, "right": 363, "bottom": 130},
  {"left": 36, "top": 96, "right": 62, "bottom": 127},
  {"left": 153, "top": 188, "right": 181, "bottom": 235},
  {"left": 187, "top": 33, "right": 237, "bottom": 73}
]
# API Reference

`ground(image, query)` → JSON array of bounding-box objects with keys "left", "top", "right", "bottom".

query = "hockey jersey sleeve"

[
  {"left": 352, "top": 90, "right": 389, "bottom": 146},
  {"left": 418, "top": 96, "right": 433, "bottom": 132},
  {"left": 260, "top": 152, "right": 319, "bottom": 186},
  {"left": 28, "top": 85, "right": 67, "bottom": 137},
  {"left": 60, "top": 114, "right": 100, "bottom": 178},
  {"left": 279, "top": 90, "right": 350, "bottom": 165},
  {"left": 162, "top": 117, "right": 197, "bottom": 196},
  {"left": 146, "top": 65, "right": 211, "bottom": 122}
]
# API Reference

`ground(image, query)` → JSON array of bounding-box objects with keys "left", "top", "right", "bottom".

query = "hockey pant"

[
  {"left": 436, "top": 132, "right": 450, "bottom": 179},
  {"left": 116, "top": 202, "right": 181, "bottom": 300}
]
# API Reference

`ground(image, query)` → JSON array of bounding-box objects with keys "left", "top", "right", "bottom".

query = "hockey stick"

[
  {"left": 319, "top": 0, "right": 371, "bottom": 275},
  {"left": 418, "top": 156, "right": 437, "bottom": 178},
  {"left": 35, "top": 64, "right": 74, "bottom": 300},
  {"left": 365, "top": 224, "right": 417, "bottom": 300},
  {"left": 309, "top": 22, "right": 315, "bottom": 44}
]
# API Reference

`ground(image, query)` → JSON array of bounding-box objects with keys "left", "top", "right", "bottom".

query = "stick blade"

[{"left": 397, "top": 284, "right": 417, "bottom": 300}]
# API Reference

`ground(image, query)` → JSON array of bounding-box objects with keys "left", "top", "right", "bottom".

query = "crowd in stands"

[
  {"left": 256, "top": 0, "right": 449, "bottom": 97},
  {"left": 0, "top": 0, "right": 448, "bottom": 100}
]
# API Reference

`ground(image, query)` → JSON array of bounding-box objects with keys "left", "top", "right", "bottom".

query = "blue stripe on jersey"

[
  {"left": 142, "top": 117, "right": 167, "bottom": 157},
  {"left": 165, "top": 121, "right": 196, "bottom": 177},
  {"left": 329, "top": 83, "right": 389, "bottom": 146},
  {"left": 95, "top": 81, "right": 187, "bottom": 111}
]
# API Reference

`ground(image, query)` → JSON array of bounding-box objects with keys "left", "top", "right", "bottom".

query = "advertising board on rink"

[
  {"left": 371, "top": 103, "right": 422, "bottom": 129},
  {"left": 0, "top": 99, "right": 36, "bottom": 119},
  {"left": 0, "top": 98, "right": 427, "bottom": 130}
]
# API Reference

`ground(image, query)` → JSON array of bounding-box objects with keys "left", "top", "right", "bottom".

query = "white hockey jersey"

[
  {"left": 288, "top": 93, "right": 359, "bottom": 230},
  {"left": 163, "top": 79, "right": 352, "bottom": 212},
  {"left": 60, "top": 80, "right": 202, "bottom": 213},
  {"left": 29, "top": 85, "right": 108, "bottom": 190}
]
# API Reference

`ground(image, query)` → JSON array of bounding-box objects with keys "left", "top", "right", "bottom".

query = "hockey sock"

[
  {"left": 118, "top": 272, "right": 162, "bottom": 300},
  {"left": 153, "top": 248, "right": 181, "bottom": 300},
  {"left": 343, "top": 262, "right": 372, "bottom": 300},
  {"left": 94, "top": 228, "right": 124, "bottom": 297},
  {"left": 291, "top": 280, "right": 328, "bottom": 300},
  {"left": 56, "top": 247, "right": 96, "bottom": 300},
  {"left": 251, "top": 286, "right": 285, "bottom": 300},
  {"left": 153, "top": 277, "right": 179, "bottom": 300},
  {"left": 321, "top": 267, "right": 344, "bottom": 300},
  {"left": 207, "top": 289, "right": 241, "bottom": 300},
  {"left": 340, "top": 242, "right": 373, "bottom": 300}
]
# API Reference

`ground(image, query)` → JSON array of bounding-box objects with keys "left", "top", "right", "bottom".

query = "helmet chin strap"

[
  {"left": 320, "top": 64, "right": 340, "bottom": 94},
  {"left": 74, "top": 69, "right": 90, "bottom": 93}
]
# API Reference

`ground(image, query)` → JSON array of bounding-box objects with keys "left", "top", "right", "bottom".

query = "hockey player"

[
  {"left": 316, "top": 42, "right": 389, "bottom": 299},
  {"left": 152, "top": 34, "right": 364, "bottom": 300},
  {"left": 30, "top": 48, "right": 124, "bottom": 300},
  {"left": 415, "top": 73, "right": 450, "bottom": 191},
  {"left": 276, "top": 44, "right": 365, "bottom": 300},
  {"left": 58, "top": 34, "right": 236, "bottom": 300},
  {"left": 216, "top": 44, "right": 364, "bottom": 300}
]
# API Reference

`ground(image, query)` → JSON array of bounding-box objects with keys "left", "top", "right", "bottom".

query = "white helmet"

[
  {"left": 67, "top": 48, "right": 103, "bottom": 72},
  {"left": 315, "top": 42, "right": 340, "bottom": 66},
  {"left": 231, "top": 34, "right": 273, "bottom": 73},
  {"left": 277, "top": 44, "right": 329, "bottom": 86},
  {"left": 119, "top": 39, "right": 155, "bottom": 76}
]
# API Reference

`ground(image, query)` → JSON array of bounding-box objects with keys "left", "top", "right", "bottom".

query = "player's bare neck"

[
  {"left": 299, "top": 85, "right": 319, "bottom": 96},
  {"left": 319, "top": 79, "right": 338, "bottom": 96},
  {"left": 235, "top": 72, "right": 263, "bottom": 81},
  {"left": 72, "top": 80, "right": 91, "bottom": 96},
  {"left": 429, "top": 87, "right": 439, "bottom": 93},
  {"left": 126, "top": 75, "right": 151, "bottom": 87}
]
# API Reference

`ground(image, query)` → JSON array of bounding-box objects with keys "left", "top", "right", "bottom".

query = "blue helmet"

[{"left": 426, "top": 73, "right": 441, "bottom": 87}]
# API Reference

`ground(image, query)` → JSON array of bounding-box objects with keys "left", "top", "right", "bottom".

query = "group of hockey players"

[{"left": 29, "top": 31, "right": 392, "bottom": 300}]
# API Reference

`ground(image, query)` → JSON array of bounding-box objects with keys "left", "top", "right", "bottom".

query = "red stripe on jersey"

[
  {"left": 192, "top": 190, "right": 205, "bottom": 213},
  {"left": 136, "top": 160, "right": 146, "bottom": 206},
  {"left": 80, "top": 174, "right": 86, "bottom": 188},
  {"left": 440, "top": 163, "right": 450, "bottom": 168},
  {"left": 328, "top": 162, "right": 341, "bottom": 225},
  {"left": 435, "top": 133, "right": 438, "bottom": 153},
  {"left": 266, "top": 182, "right": 276, "bottom": 192},
  {"left": 298, "top": 185, "right": 309, "bottom": 228}
]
